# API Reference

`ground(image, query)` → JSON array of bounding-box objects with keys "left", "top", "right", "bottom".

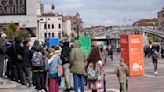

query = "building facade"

[
  {"left": 63, "top": 20, "right": 71, "bottom": 36},
  {"left": 133, "top": 18, "right": 158, "bottom": 26},
  {"left": 0, "top": 0, "right": 37, "bottom": 37},
  {"left": 38, "top": 13, "right": 62, "bottom": 41},
  {"left": 158, "top": 7, "right": 164, "bottom": 30},
  {"left": 63, "top": 13, "right": 84, "bottom": 37}
]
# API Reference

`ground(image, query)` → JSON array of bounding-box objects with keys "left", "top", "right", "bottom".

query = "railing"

[{"left": 93, "top": 26, "right": 164, "bottom": 38}]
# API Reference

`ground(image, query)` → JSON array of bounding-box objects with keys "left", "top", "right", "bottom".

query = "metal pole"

[
  {"left": 103, "top": 75, "right": 106, "bottom": 92},
  {"left": 77, "top": 25, "right": 79, "bottom": 39},
  {"left": 37, "top": 19, "right": 39, "bottom": 39}
]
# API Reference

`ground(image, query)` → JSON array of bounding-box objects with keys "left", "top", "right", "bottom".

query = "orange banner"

[
  {"left": 120, "top": 35, "right": 129, "bottom": 65},
  {"left": 129, "top": 35, "right": 144, "bottom": 76}
]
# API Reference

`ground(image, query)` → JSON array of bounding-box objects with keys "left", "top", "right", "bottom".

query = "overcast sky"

[{"left": 40, "top": 0, "right": 164, "bottom": 27}]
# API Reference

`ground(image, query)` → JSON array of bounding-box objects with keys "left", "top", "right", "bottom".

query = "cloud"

[{"left": 41, "top": 0, "right": 164, "bottom": 27}]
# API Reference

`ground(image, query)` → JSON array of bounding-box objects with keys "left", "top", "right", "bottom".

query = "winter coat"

[
  {"left": 31, "top": 44, "right": 44, "bottom": 71},
  {"left": 60, "top": 46, "right": 71, "bottom": 65},
  {"left": 48, "top": 54, "right": 62, "bottom": 78},
  {"left": 115, "top": 62, "right": 129, "bottom": 83},
  {"left": 15, "top": 44, "right": 24, "bottom": 63},
  {"left": 0, "top": 37, "right": 5, "bottom": 63},
  {"left": 70, "top": 41, "right": 86, "bottom": 74},
  {"left": 23, "top": 46, "right": 33, "bottom": 67}
]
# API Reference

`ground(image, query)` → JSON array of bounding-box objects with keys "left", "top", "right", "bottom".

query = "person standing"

[
  {"left": 0, "top": 35, "right": 6, "bottom": 77},
  {"left": 31, "top": 40, "right": 45, "bottom": 92},
  {"left": 14, "top": 37, "right": 26, "bottom": 85},
  {"left": 100, "top": 47, "right": 107, "bottom": 64},
  {"left": 161, "top": 47, "right": 164, "bottom": 58},
  {"left": 86, "top": 47, "right": 105, "bottom": 92},
  {"left": 115, "top": 59, "right": 129, "bottom": 92},
  {"left": 61, "top": 41, "right": 74, "bottom": 91},
  {"left": 152, "top": 50, "right": 158, "bottom": 75},
  {"left": 70, "top": 40, "right": 86, "bottom": 92},
  {"left": 23, "top": 39, "right": 33, "bottom": 87},
  {"left": 47, "top": 48, "right": 62, "bottom": 92}
]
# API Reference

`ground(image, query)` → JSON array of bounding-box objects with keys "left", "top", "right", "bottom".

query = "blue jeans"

[{"left": 73, "top": 74, "right": 84, "bottom": 92}]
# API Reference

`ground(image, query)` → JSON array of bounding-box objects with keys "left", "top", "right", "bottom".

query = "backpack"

[
  {"left": 32, "top": 51, "right": 44, "bottom": 67},
  {"left": 87, "top": 64, "right": 100, "bottom": 80}
]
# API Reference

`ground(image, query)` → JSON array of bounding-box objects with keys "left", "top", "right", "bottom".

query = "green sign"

[{"left": 80, "top": 37, "right": 91, "bottom": 58}]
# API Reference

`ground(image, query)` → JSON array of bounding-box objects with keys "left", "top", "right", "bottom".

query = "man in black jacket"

[
  {"left": 6, "top": 37, "right": 26, "bottom": 85},
  {"left": 23, "top": 39, "right": 33, "bottom": 87},
  {"left": 61, "top": 42, "right": 73, "bottom": 91}
]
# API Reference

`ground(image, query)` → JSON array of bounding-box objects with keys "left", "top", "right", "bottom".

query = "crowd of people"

[
  {"left": 1, "top": 33, "right": 163, "bottom": 92},
  {"left": 0, "top": 35, "right": 108, "bottom": 92}
]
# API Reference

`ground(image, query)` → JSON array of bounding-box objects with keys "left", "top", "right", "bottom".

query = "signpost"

[{"left": 0, "top": 0, "right": 26, "bottom": 15}]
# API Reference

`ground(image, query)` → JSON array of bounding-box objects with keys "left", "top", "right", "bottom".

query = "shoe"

[
  {"left": 64, "top": 88, "right": 70, "bottom": 92},
  {"left": 70, "top": 87, "right": 74, "bottom": 90},
  {"left": 41, "top": 89, "right": 46, "bottom": 92},
  {"left": 154, "top": 71, "right": 158, "bottom": 76}
]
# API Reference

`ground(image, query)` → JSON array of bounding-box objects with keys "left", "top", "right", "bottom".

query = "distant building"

[
  {"left": 63, "top": 20, "right": 71, "bottom": 36},
  {"left": 158, "top": 7, "right": 164, "bottom": 30},
  {"left": 63, "top": 13, "right": 84, "bottom": 36},
  {"left": 38, "top": 13, "right": 62, "bottom": 41},
  {"left": 133, "top": 18, "right": 158, "bottom": 26},
  {"left": 37, "top": 3, "right": 44, "bottom": 16}
]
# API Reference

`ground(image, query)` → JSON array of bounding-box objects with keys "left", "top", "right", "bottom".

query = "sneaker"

[
  {"left": 70, "top": 87, "right": 74, "bottom": 90},
  {"left": 154, "top": 71, "right": 158, "bottom": 76},
  {"left": 64, "top": 88, "right": 70, "bottom": 92},
  {"left": 41, "top": 89, "right": 46, "bottom": 92}
]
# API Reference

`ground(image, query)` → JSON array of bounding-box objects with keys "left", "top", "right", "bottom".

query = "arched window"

[
  {"left": 58, "top": 24, "right": 61, "bottom": 29},
  {"left": 44, "top": 23, "right": 47, "bottom": 29},
  {"left": 52, "top": 24, "right": 54, "bottom": 29},
  {"left": 52, "top": 33, "right": 55, "bottom": 37},
  {"left": 48, "top": 24, "right": 50, "bottom": 29},
  {"left": 48, "top": 33, "right": 51, "bottom": 37},
  {"left": 44, "top": 33, "right": 47, "bottom": 38}
]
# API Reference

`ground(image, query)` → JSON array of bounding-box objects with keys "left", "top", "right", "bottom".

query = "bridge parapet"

[{"left": 93, "top": 26, "right": 164, "bottom": 38}]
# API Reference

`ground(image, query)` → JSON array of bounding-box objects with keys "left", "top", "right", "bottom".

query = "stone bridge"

[{"left": 93, "top": 26, "right": 164, "bottom": 38}]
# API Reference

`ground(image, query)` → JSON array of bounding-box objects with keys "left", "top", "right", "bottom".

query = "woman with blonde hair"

[{"left": 47, "top": 48, "right": 62, "bottom": 92}]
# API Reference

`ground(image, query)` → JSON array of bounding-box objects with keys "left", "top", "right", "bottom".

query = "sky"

[{"left": 40, "top": 0, "right": 164, "bottom": 27}]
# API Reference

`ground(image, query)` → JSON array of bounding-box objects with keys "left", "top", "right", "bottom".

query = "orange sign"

[
  {"left": 129, "top": 35, "right": 144, "bottom": 76},
  {"left": 120, "top": 35, "right": 129, "bottom": 65},
  {"left": 120, "top": 34, "right": 144, "bottom": 77}
]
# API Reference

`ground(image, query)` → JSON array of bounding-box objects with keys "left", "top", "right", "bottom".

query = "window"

[
  {"left": 48, "top": 33, "right": 51, "bottom": 37},
  {"left": 44, "top": 23, "right": 47, "bottom": 29},
  {"left": 44, "top": 33, "right": 47, "bottom": 38},
  {"left": 52, "top": 24, "right": 54, "bottom": 29},
  {"left": 48, "top": 24, "right": 50, "bottom": 29},
  {"left": 52, "top": 33, "right": 55, "bottom": 37},
  {"left": 58, "top": 24, "right": 61, "bottom": 29}
]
